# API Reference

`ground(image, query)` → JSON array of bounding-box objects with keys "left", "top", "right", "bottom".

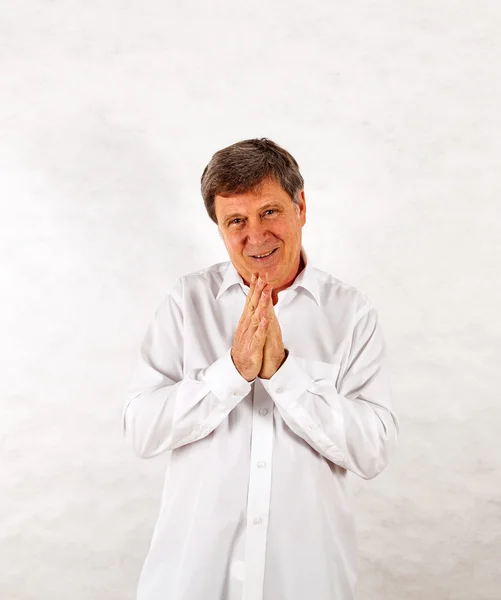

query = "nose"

[{"left": 245, "top": 219, "right": 272, "bottom": 252}]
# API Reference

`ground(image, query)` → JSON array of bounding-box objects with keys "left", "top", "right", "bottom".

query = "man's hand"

[
  {"left": 258, "top": 272, "right": 287, "bottom": 380},
  {"left": 231, "top": 274, "right": 272, "bottom": 382}
]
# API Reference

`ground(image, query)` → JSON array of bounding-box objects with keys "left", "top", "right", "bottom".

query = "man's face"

[{"left": 215, "top": 176, "right": 306, "bottom": 291}]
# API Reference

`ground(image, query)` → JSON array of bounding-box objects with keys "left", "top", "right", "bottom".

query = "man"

[{"left": 123, "top": 137, "right": 399, "bottom": 600}]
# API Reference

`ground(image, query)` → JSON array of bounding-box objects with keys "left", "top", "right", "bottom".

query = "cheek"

[
  {"left": 231, "top": 239, "right": 246, "bottom": 256},
  {"left": 227, "top": 233, "right": 242, "bottom": 248},
  {"left": 271, "top": 223, "right": 286, "bottom": 238}
]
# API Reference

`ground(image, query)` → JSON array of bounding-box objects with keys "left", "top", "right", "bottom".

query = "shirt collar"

[{"left": 216, "top": 245, "right": 320, "bottom": 306}]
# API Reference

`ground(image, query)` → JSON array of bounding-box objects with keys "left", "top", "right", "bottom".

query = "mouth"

[{"left": 249, "top": 247, "right": 279, "bottom": 262}]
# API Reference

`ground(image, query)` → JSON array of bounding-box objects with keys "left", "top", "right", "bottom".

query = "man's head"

[{"left": 201, "top": 138, "right": 307, "bottom": 292}]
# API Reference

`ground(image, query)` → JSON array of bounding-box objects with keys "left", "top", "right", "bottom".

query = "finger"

[
  {"left": 246, "top": 272, "right": 257, "bottom": 302},
  {"left": 263, "top": 273, "right": 271, "bottom": 301},
  {"left": 249, "top": 285, "right": 270, "bottom": 329},
  {"left": 245, "top": 272, "right": 258, "bottom": 314},
  {"left": 253, "top": 312, "right": 270, "bottom": 345},
  {"left": 262, "top": 283, "right": 273, "bottom": 319},
  {"left": 247, "top": 274, "right": 266, "bottom": 316},
  {"left": 250, "top": 272, "right": 258, "bottom": 293},
  {"left": 260, "top": 286, "right": 274, "bottom": 328}
]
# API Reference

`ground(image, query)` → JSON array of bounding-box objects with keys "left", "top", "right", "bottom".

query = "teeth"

[{"left": 254, "top": 249, "right": 275, "bottom": 258}]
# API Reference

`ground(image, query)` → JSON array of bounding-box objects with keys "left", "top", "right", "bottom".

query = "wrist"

[{"left": 279, "top": 349, "right": 289, "bottom": 368}]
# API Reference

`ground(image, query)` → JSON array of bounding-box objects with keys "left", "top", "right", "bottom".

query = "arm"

[
  {"left": 122, "top": 279, "right": 254, "bottom": 458},
  {"left": 259, "top": 305, "right": 399, "bottom": 479}
]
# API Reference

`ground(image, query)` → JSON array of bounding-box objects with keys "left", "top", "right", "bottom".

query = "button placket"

[{"left": 243, "top": 390, "right": 274, "bottom": 600}]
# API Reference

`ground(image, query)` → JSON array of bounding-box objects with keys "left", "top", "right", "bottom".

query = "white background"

[{"left": 1, "top": 2, "right": 500, "bottom": 599}]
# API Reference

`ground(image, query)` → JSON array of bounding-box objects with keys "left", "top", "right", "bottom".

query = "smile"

[{"left": 250, "top": 248, "right": 279, "bottom": 261}]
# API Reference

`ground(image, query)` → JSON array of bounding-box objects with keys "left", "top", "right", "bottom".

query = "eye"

[{"left": 228, "top": 210, "right": 275, "bottom": 226}]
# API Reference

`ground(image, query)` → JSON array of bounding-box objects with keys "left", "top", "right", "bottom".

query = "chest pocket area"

[{"left": 295, "top": 357, "right": 341, "bottom": 393}]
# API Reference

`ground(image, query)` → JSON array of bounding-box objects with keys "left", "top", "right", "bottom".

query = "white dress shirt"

[{"left": 123, "top": 246, "right": 399, "bottom": 600}]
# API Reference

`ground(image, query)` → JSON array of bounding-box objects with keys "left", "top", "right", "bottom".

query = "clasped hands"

[{"left": 231, "top": 271, "right": 288, "bottom": 382}]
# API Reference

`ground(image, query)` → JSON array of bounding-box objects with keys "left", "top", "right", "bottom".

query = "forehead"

[{"left": 215, "top": 178, "right": 289, "bottom": 214}]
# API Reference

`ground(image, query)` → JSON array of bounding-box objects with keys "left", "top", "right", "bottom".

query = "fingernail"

[{"left": 251, "top": 274, "right": 256, "bottom": 284}]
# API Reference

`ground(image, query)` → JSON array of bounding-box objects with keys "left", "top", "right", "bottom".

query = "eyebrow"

[{"left": 223, "top": 202, "right": 280, "bottom": 225}]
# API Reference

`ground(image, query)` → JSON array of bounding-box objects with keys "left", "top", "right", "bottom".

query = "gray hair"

[{"left": 201, "top": 137, "right": 304, "bottom": 225}]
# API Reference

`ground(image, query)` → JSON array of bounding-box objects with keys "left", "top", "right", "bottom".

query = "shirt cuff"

[
  {"left": 258, "top": 351, "right": 311, "bottom": 405},
  {"left": 259, "top": 352, "right": 345, "bottom": 462},
  {"left": 203, "top": 347, "right": 255, "bottom": 404}
]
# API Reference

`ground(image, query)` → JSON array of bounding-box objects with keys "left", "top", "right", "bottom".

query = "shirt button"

[
  {"left": 276, "top": 387, "right": 284, "bottom": 393},
  {"left": 230, "top": 560, "right": 244, "bottom": 581},
  {"left": 309, "top": 423, "right": 318, "bottom": 429},
  {"left": 253, "top": 517, "right": 263, "bottom": 525},
  {"left": 257, "top": 461, "right": 266, "bottom": 468},
  {"left": 259, "top": 408, "right": 269, "bottom": 416}
]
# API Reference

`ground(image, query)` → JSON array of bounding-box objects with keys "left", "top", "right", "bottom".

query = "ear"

[{"left": 297, "top": 190, "right": 306, "bottom": 224}]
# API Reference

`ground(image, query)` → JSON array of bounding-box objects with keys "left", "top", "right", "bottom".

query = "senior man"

[{"left": 123, "top": 137, "right": 399, "bottom": 600}]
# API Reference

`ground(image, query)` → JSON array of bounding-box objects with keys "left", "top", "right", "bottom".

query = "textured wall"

[{"left": 1, "top": 2, "right": 500, "bottom": 599}]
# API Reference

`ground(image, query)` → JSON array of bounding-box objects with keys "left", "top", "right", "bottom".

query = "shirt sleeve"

[
  {"left": 259, "top": 305, "right": 399, "bottom": 480},
  {"left": 122, "top": 278, "right": 255, "bottom": 458}
]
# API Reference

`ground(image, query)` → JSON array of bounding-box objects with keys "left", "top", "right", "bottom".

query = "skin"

[{"left": 215, "top": 176, "right": 307, "bottom": 378}]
